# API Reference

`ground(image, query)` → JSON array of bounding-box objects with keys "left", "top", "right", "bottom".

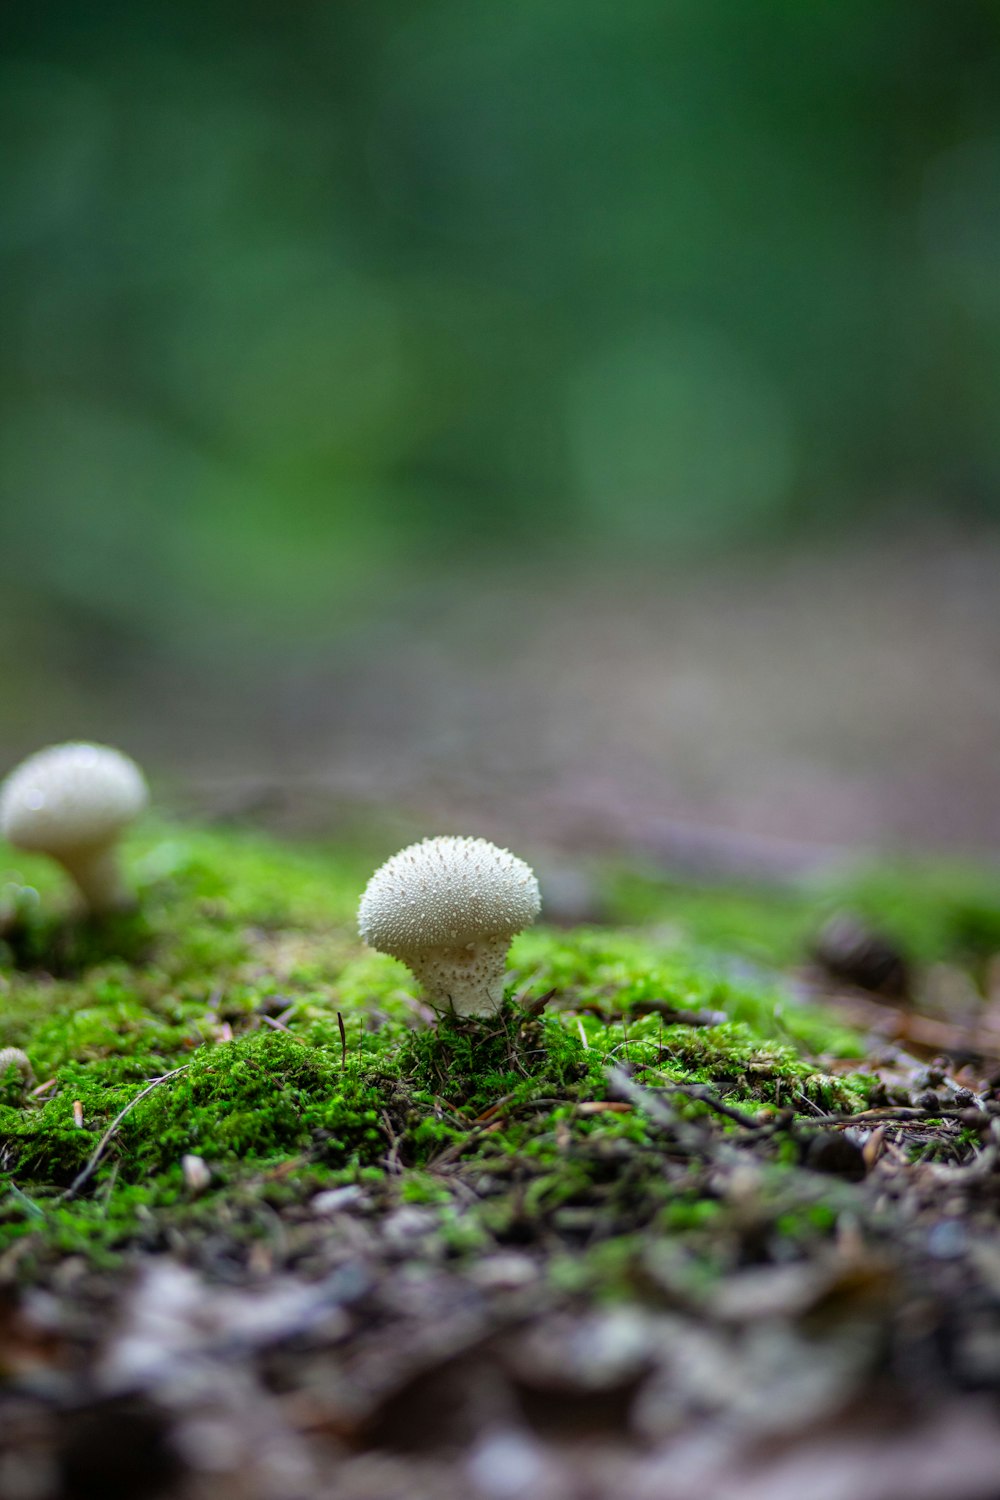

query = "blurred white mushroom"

[
  {"left": 0, "top": 1047, "right": 33, "bottom": 1092},
  {"left": 0, "top": 742, "right": 149, "bottom": 914},
  {"left": 358, "top": 836, "right": 541, "bottom": 1017}
]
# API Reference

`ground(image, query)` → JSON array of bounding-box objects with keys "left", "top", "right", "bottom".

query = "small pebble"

[
  {"left": 311, "top": 1185, "right": 365, "bottom": 1217},
  {"left": 181, "top": 1154, "right": 212, "bottom": 1195},
  {"left": 467, "top": 1429, "right": 554, "bottom": 1500},
  {"left": 173, "top": 1417, "right": 242, "bottom": 1473},
  {"left": 382, "top": 1206, "right": 438, "bottom": 1248},
  {"left": 468, "top": 1254, "right": 538, "bottom": 1291},
  {"left": 928, "top": 1219, "right": 966, "bottom": 1260}
]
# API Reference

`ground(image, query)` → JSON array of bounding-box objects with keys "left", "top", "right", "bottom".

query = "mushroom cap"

[
  {"left": 358, "top": 836, "right": 541, "bottom": 959},
  {"left": 0, "top": 742, "right": 148, "bottom": 855}
]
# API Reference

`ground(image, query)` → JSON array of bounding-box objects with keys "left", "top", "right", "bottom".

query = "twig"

[
  {"left": 471, "top": 1092, "right": 517, "bottom": 1125},
  {"left": 337, "top": 1011, "right": 347, "bottom": 1069},
  {"left": 260, "top": 1013, "right": 290, "bottom": 1033},
  {"left": 573, "top": 1000, "right": 727, "bottom": 1028},
  {"left": 629, "top": 999, "right": 727, "bottom": 1027},
  {"left": 6, "top": 1182, "right": 43, "bottom": 1219},
  {"left": 99, "top": 1160, "right": 121, "bottom": 1218},
  {"left": 638, "top": 1068, "right": 989, "bottom": 1134},
  {"left": 426, "top": 1088, "right": 584, "bottom": 1169},
  {"left": 576, "top": 1101, "right": 633, "bottom": 1116},
  {"left": 605, "top": 1066, "right": 704, "bottom": 1149},
  {"left": 606, "top": 1067, "right": 758, "bottom": 1168},
  {"left": 791, "top": 1090, "right": 826, "bottom": 1117},
  {"left": 61, "top": 1066, "right": 189, "bottom": 1202},
  {"left": 656, "top": 1079, "right": 768, "bottom": 1131},
  {"left": 380, "top": 1110, "right": 403, "bottom": 1174},
  {"left": 641, "top": 1077, "right": 986, "bottom": 1135},
  {"left": 428, "top": 1120, "right": 504, "bottom": 1169},
  {"left": 804, "top": 1104, "right": 988, "bottom": 1127}
]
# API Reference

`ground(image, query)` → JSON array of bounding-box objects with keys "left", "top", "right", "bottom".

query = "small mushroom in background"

[
  {"left": 0, "top": 1046, "right": 34, "bottom": 1096},
  {"left": 0, "top": 743, "right": 149, "bottom": 915},
  {"left": 358, "top": 835, "right": 542, "bottom": 1017}
]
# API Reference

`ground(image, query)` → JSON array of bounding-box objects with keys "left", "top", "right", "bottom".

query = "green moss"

[
  {"left": 400, "top": 1006, "right": 592, "bottom": 1115},
  {"left": 513, "top": 928, "right": 862, "bottom": 1058},
  {"left": 130, "top": 1031, "right": 388, "bottom": 1172},
  {"left": 608, "top": 858, "right": 1000, "bottom": 970},
  {"left": 0, "top": 819, "right": 993, "bottom": 1279}
]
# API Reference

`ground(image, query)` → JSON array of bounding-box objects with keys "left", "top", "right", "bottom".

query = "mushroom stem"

[
  {"left": 58, "top": 844, "right": 131, "bottom": 915},
  {"left": 408, "top": 935, "right": 512, "bottom": 1017}
]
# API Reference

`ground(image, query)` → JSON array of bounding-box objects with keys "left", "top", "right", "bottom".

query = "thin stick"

[
  {"left": 806, "top": 1104, "right": 985, "bottom": 1127},
  {"left": 260, "top": 1013, "right": 290, "bottom": 1033},
  {"left": 380, "top": 1110, "right": 403, "bottom": 1174},
  {"left": 658, "top": 1080, "right": 765, "bottom": 1131},
  {"left": 648, "top": 1078, "right": 985, "bottom": 1132},
  {"left": 471, "top": 1092, "right": 517, "bottom": 1125},
  {"left": 62, "top": 1066, "right": 188, "bottom": 1202},
  {"left": 337, "top": 1011, "right": 348, "bottom": 1070}
]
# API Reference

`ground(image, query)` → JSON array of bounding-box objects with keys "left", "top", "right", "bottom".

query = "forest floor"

[
  {"left": 11, "top": 530, "right": 1000, "bottom": 868},
  {"left": 3, "top": 827, "right": 1000, "bottom": 1498}
]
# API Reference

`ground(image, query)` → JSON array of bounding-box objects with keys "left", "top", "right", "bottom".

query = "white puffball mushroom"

[
  {"left": 0, "top": 742, "right": 149, "bottom": 914},
  {"left": 358, "top": 836, "right": 542, "bottom": 1017}
]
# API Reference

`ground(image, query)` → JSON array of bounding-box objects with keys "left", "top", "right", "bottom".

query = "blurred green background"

[{"left": 2, "top": 1, "right": 1000, "bottom": 854}]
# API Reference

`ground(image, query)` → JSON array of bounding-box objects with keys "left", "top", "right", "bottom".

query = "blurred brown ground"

[{"left": 6, "top": 529, "right": 999, "bottom": 869}]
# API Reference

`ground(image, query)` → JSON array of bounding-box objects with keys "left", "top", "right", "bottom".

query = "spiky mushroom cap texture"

[
  {"left": 358, "top": 836, "right": 541, "bottom": 1017},
  {"left": 0, "top": 742, "right": 148, "bottom": 913}
]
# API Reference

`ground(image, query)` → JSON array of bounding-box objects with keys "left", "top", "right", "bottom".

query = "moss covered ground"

[{"left": 1, "top": 822, "right": 999, "bottom": 1285}]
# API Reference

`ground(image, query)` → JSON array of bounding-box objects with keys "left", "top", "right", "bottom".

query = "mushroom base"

[
  {"left": 58, "top": 844, "right": 133, "bottom": 915},
  {"left": 406, "top": 935, "right": 513, "bottom": 1017}
]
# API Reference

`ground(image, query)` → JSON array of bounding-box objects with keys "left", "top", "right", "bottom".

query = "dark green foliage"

[{"left": 5, "top": 1, "right": 1000, "bottom": 684}]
